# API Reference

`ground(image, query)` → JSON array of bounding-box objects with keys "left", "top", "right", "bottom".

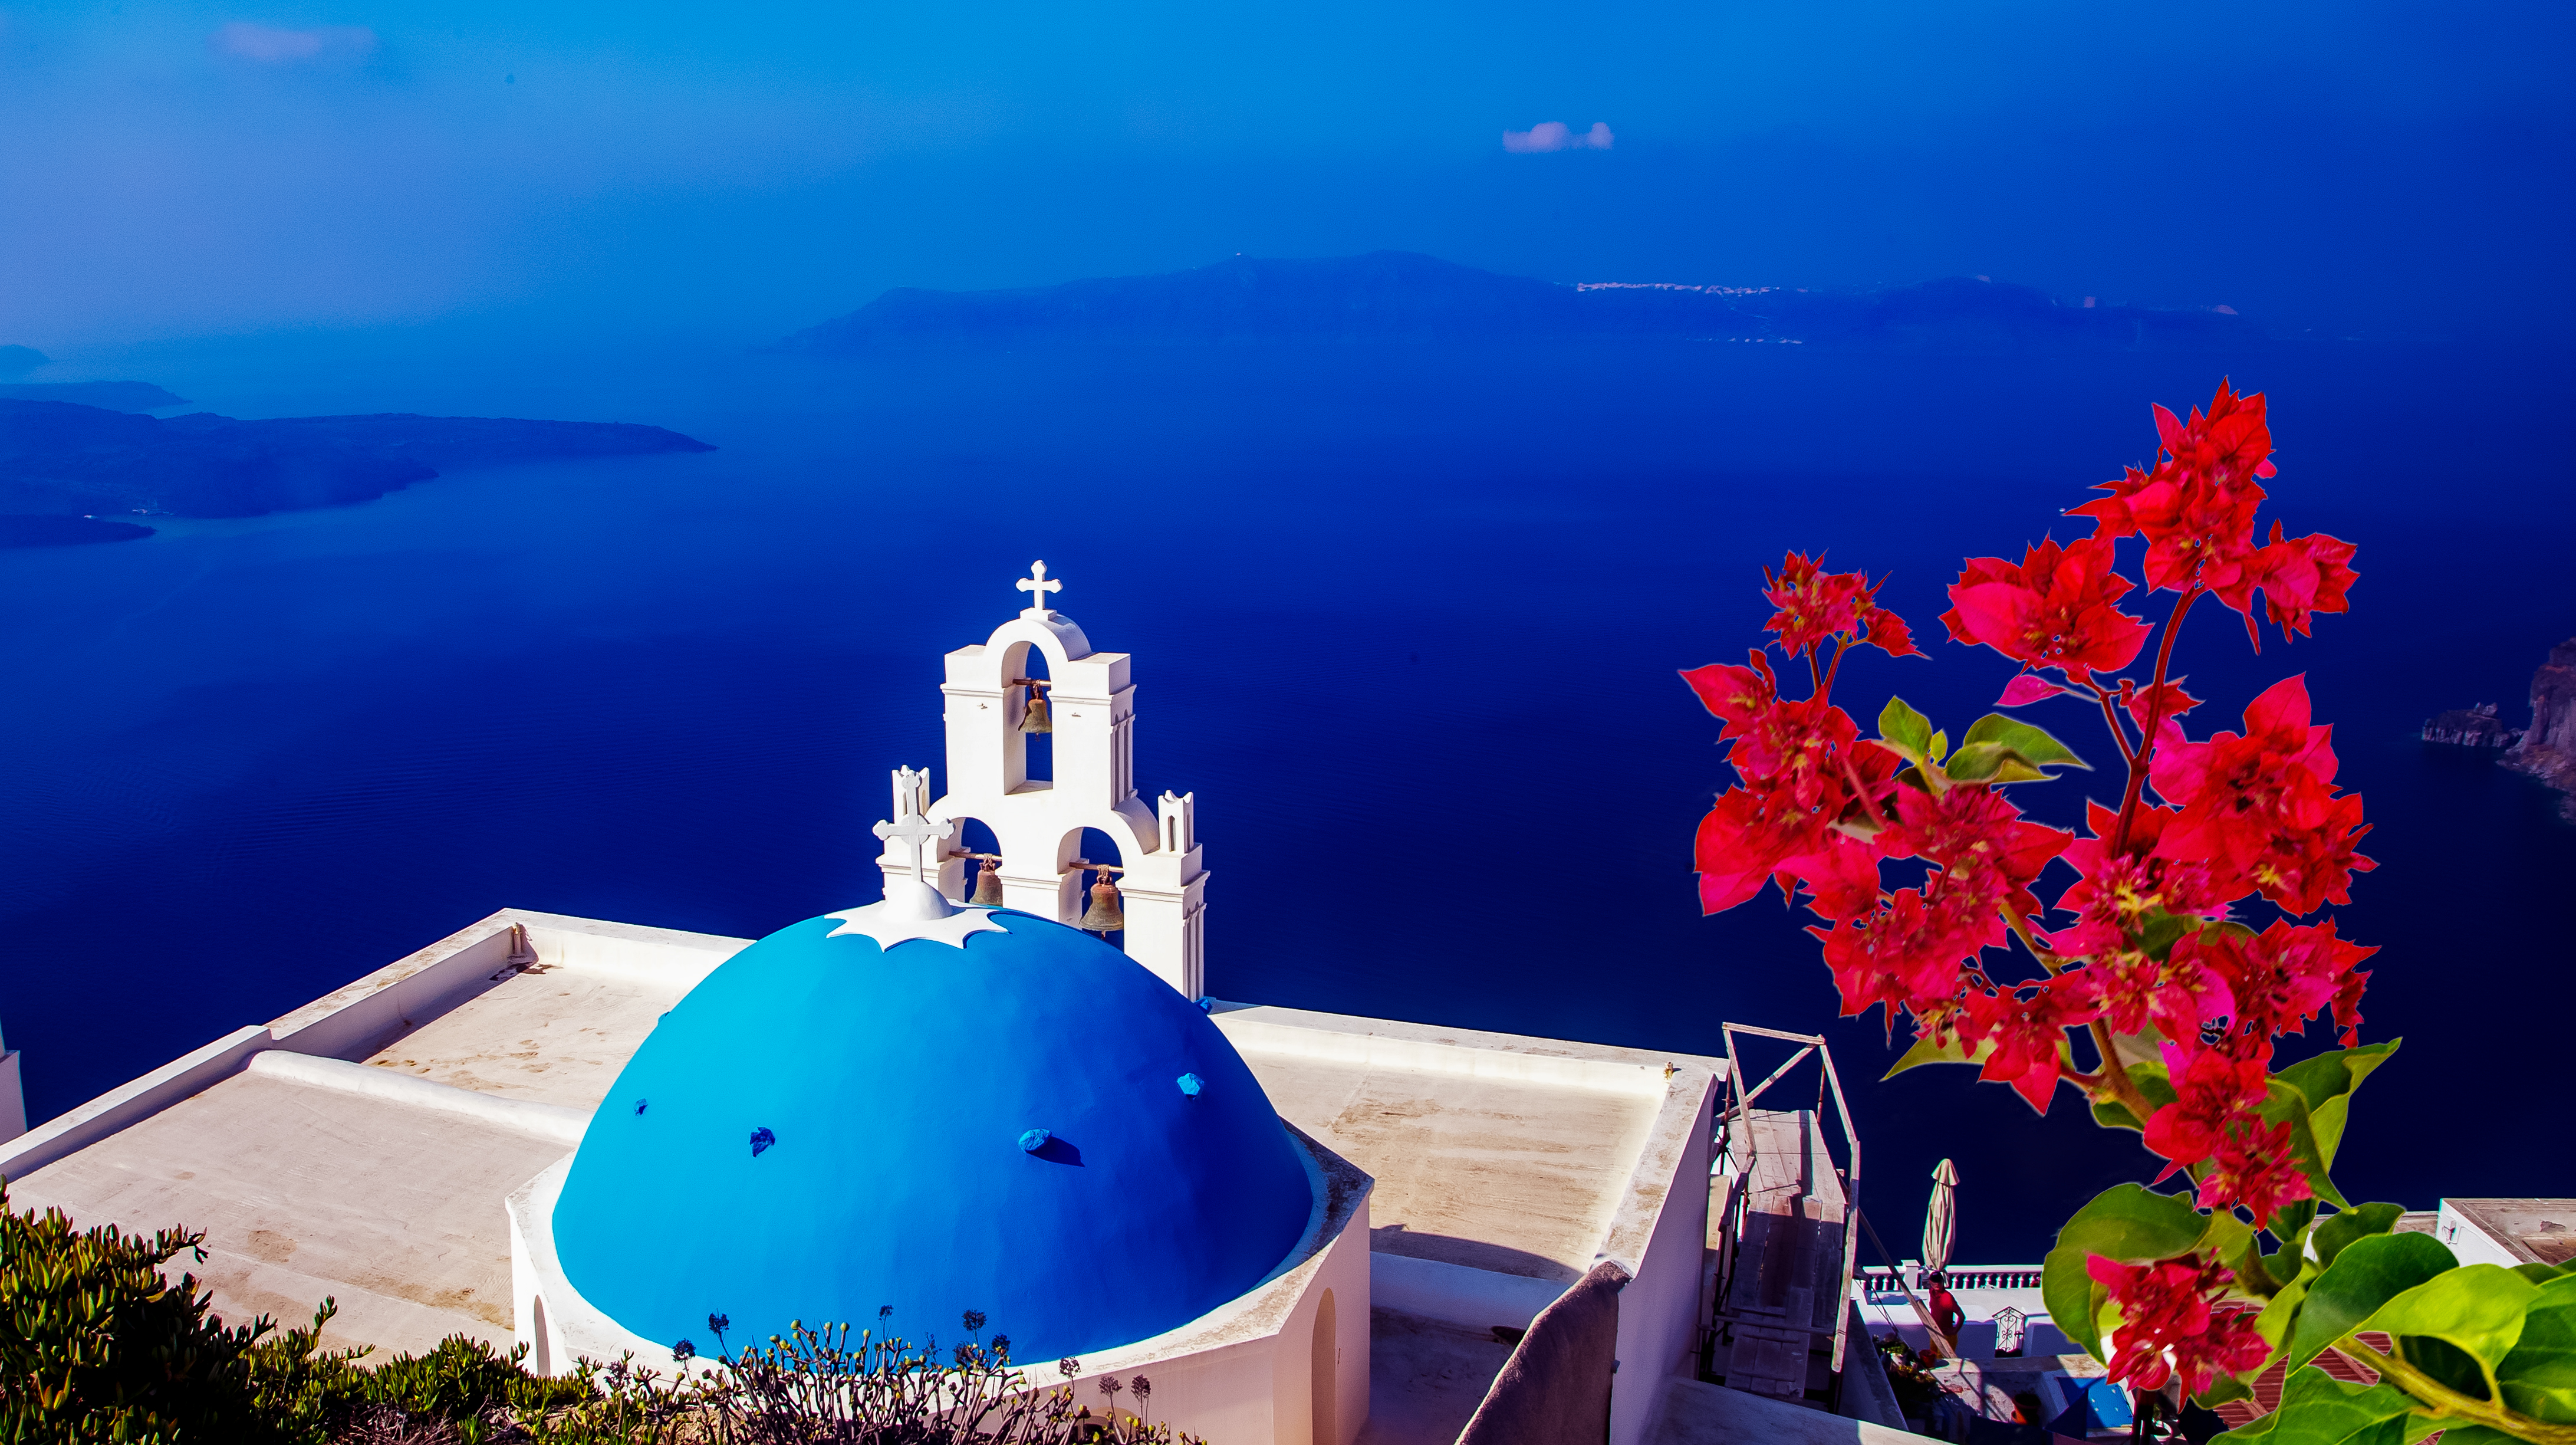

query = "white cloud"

[
  {"left": 1502, "top": 121, "right": 1613, "bottom": 154},
  {"left": 212, "top": 22, "right": 377, "bottom": 64}
]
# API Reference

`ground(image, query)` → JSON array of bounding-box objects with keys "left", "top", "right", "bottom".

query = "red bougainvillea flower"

[
  {"left": 2250, "top": 521, "right": 2362, "bottom": 643},
  {"left": 2197, "top": 1114, "right": 2314, "bottom": 1227},
  {"left": 1761, "top": 551, "right": 1922, "bottom": 661},
  {"left": 2071, "top": 383, "right": 2361, "bottom": 649},
  {"left": 1956, "top": 978, "right": 2097, "bottom": 1112},
  {"left": 1942, "top": 536, "right": 2150, "bottom": 685},
  {"left": 2140, "top": 1042, "right": 2270, "bottom": 1170},
  {"left": 1996, "top": 672, "right": 2071, "bottom": 707},
  {"left": 2085, "top": 1254, "right": 2272, "bottom": 1397},
  {"left": 2153, "top": 676, "right": 2375, "bottom": 914},
  {"left": 2121, "top": 676, "right": 2203, "bottom": 735},
  {"left": 2175, "top": 919, "right": 2377, "bottom": 1049},
  {"left": 1807, "top": 782, "right": 2071, "bottom": 1043},
  {"left": 2075, "top": 382, "right": 2274, "bottom": 594},
  {"left": 1682, "top": 651, "right": 1898, "bottom": 915},
  {"left": 1882, "top": 781, "right": 2073, "bottom": 927},
  {"left": 2139, "top": 1036, "right": 2318, "bottom": 1227},
  {"left": 2048, "top": 802, "right": 2229, "bottom": 958}
]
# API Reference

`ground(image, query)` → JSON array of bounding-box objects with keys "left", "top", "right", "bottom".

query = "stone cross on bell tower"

[{"left": 874, "top": 562, "right": 1208, "bottom": 1000}]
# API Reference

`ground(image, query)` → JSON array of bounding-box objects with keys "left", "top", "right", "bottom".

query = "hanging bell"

[
  {"left": 1078, "top": 872, "right": 1125, "bottom": 933},
  {"left": 969, "top": 859, "right": 1006, "bottom": 907},
  {"left": 1016, "top": 685, "right": 1052, "bottom": 734}
]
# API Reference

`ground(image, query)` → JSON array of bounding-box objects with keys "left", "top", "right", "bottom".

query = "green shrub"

[
  {"left": 4, "top": 1184, "right": 1202, "bottom": 1444},
  {"left": 1, "top": 1180, "right": 281, "bottom": 1442}
]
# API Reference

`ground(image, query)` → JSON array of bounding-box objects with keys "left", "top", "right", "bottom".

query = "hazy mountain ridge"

[
  {"left": 784, "top": 251, "right": 2261, "bottom": 353},
  {"left": 0, "top": 381, "right": 192, "bottom": 411},
  {"left": 0, "top": 401, "right": 714, "bottom": 521}
]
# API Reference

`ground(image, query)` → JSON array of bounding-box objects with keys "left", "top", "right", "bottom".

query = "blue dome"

[{"left": 552, "top": 910, "right": 1316, "bottom": 1362}]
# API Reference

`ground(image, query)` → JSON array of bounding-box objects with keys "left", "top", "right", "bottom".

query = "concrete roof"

[
  {"left": 5, "top": 910, "right": 1720, "bottom": 1405},
  {"left": 1215, "top": 1004, "right": 1675, "bottom": 1283}
]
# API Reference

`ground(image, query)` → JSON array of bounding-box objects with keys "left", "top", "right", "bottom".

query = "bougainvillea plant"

[{"left": 1684, "top": 383, "right": 2576, "bottom": 1444}]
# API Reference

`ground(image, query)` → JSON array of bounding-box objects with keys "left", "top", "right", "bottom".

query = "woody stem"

[
  {"left": 2337, "top": 1336, "right": 2576, "bottom": 1445},
  {"left": 2087, "top": 1019, "right": 2156, "bottom": 1122},
  {"left": 1821, "top": 636, "right": 1851, "bottom": 704},
  {"left": 2113, "top": 585, "right": 2201, "bottom": 853},
  {"left": 2092, "top": 684, "right": 2138, "bottom": 767}
]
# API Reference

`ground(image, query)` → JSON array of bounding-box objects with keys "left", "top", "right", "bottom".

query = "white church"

[{"left": 0, "top": 566, "right": 1932, "bottom": 1445}]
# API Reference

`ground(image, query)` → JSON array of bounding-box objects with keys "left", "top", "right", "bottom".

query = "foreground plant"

[
  {"left": 2, "top": 1181, "right": 1202, "bottom": 1443},
  {"left": 1683, "top": 384, "right": 2575, "bottom": 1443}
]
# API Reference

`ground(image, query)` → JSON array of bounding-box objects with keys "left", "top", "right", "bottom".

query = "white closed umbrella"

[
  {"left": 1922, "top": 1159, "right": 1963, "bottom": 1355},
  {"left": 1923, "top": 1158, "right": 1960, "bottom": 1276}
]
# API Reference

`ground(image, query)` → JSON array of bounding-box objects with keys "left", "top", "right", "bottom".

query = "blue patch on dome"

[
  {"left": 1176, "top": 1072, "right": 1202, "bottom": 1097},
  {"left": 552, "top": 909, "right": 1314, "bottom": 1362}
]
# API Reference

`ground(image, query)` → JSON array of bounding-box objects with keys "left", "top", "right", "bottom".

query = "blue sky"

[{"left": 2, "top": 0, "right": 2568, "bottom": 345}]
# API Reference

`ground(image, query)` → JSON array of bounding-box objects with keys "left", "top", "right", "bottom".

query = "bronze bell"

[
  {"left": 1017, "top": 685, "right": 1052, "bottom": 734},
  {"left": 1078, "top": 872, "right": 1124, "bottom": 933},
  {"left": 969, "top": 859, "right": 1006, "bottom": 907}
]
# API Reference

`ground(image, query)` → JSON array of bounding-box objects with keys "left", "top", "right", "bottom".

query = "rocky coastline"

[{"left": 2503, "top": 638, "right": 2576, "bottom": 820}]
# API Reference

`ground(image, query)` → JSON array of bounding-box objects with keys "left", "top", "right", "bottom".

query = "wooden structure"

[{"left": 1699, "top": 1025, "right": 1863, "bottom": 1407}]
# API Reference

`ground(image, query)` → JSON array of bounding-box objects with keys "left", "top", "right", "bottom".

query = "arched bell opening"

[
  {"left": 947, "top": 816, "right": 1003, "bottom": 906},
  {"left": 999, "top": 641, "right": 1054, "bottom": 787},
  {"left": 1067, "top": 825, "right": 1127, "bottom": 949}
]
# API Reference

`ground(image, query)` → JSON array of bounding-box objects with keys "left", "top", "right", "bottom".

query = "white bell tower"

[{"left": 875, "top": 562, "right": 1208, "bottom": 1000}]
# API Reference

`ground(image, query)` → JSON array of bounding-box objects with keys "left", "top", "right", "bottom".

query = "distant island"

[
  {"left": 782, "top": 251, "right": 2264, "bottom": 354},
  {"left": 0, "top": 400, "right": 714, "bottom": 531}
]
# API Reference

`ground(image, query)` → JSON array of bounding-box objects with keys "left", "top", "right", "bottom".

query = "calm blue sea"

[{"left": 3, "top": 332, "right": 2569, "bottom": 1261}]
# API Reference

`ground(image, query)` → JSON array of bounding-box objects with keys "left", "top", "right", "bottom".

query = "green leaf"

[
  {"left": 2514, "top": 1263, "right": 2575, "bottom": 1285},
  {"left": 2288, "top": 1233, "right": 2460, "bottom": 1372},
  {"left": 2042, "top": 1184, "right": 2210, "bottom": 1358},
  {"left": 1961, "top": 713, "right": 2093, "bottom": 769},
  {"left": 2212, "top": 1366, "right": 2416, "bottom": 1445},
  {"left": 2092, "top": 1095, "right": 2146, "bottom": 1132},
  {"left": 1942, "top": 741, "right": 2053, "bottom": 783},
  {"left": 2312, "top": 1204, "right": 2405, "bottom": 1269},
  {"left": 2271, "top": 1041, "right": 2401, "bottom": 1180},
  {"left": 2261, "top": 1078, "right": 2350, "bottom": 1211},
  {"left": 2498, "top": 1276, "right": 2576, "bottom": 1424},
  {"left": 2137, "top": 910, "right": 2198, "bottom": 962},
  {"left": 2258, "top": 1261, "right": 2320, "bottom": 1354},
  {"left": 2359, "top": 1265, "right": 2541, "bottom": 1403},
  {"left": 1882, "top": 1028, "right": 1993, "bottom": 1081},
  {"left": 2274, "top": 1199, "right": 2323, "bottom": 1248},
  {"left": 1929, "top": 730, "right": 1949, "bottom": 763},
  {"left": 2200, "top": 1372, "right": 2258, "bottom": 1407},
  {"left": 1878, "top": 697, "right": 1935, "bottom": 763},
  {"left": 2222, "top": 1368, "right": 2419, "bottom": 1445},
  {"left": 2231, "top": 1224, "right": 2298, "bottom": 1299}
]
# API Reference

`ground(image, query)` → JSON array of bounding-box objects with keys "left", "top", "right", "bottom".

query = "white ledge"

[{"left": 245, "top": 1050, "right": 590, "bottom": 1145}]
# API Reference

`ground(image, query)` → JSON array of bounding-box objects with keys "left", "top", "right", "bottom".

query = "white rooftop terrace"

[{"left": 0, "top": 908, "right": 1720, "bottom": 1445}]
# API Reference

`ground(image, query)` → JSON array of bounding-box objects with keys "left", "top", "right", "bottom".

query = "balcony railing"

[{"left": 1857, "top": 1264, "right": 2046, "bottom": 1293}]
